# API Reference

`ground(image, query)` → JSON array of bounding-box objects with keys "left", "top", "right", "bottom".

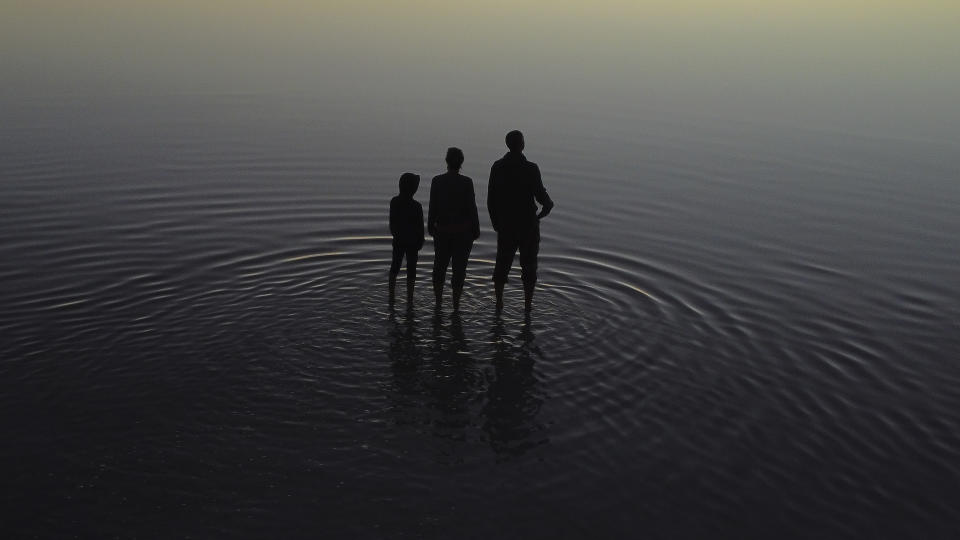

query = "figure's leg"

[
  {"left": 494, "top": 281, "right": 504, "bottom": 313},
  {"left": 492, "top": 232, "right": 519, "bottom": 312},
  {"left": 389, "top": 241, "right": 404, "bottom": 304},
  {"left": 406, "top": 247, "right": 418, "bottom": 303},
  {"left": 432, "top": 236, "right": 451, "bottom": 309},
  {"left": 518, "top": 224, "right": 541, "bottom": 312},
  {"left": 450, "top": 239, "right": 473, "bottom": 311}
]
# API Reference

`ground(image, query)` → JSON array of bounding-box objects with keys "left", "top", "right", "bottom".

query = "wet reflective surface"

[{"left": 2, "top": 94, "right": 959, "bottom": 537}]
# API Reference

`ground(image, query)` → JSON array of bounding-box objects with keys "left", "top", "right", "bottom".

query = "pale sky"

[{"left": 3, "top": 1, "right": 957, "bottom": 135}]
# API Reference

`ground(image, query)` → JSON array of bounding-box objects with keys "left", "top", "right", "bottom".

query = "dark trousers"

[
  {"left": 390, "top": 240, "right": 419, "bottom": 281},
  {"left": 432, "top": 234, "right": 473, "bottom": 288},
  {"left": 493, "top": 223, "right": 540, "bottom": 287}
]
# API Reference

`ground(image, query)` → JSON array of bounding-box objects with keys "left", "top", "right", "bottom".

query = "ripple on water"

[{"left": 2, "top": 151, "right": 960, "bottom": 537}]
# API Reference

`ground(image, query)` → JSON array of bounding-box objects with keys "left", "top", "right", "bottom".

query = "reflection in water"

[
  {"left": 387, "top": 310, "right": 477, "bottom": 463},
  {"left": 484, "top": 315, "right": 548, "bottom": 461},
  {"left": 386, "top": 310, "right": 548, "bottom": 462},
  {"left": 424, "top": 313, "right": 476, "bottom": 453}
]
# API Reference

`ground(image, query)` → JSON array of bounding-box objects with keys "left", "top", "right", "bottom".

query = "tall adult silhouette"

[
  {"left": 428, "top": 147, "right": 480, "bottom": 311},
  {"left": 488, "top": 130, "right": 554, "bottom": 312}
]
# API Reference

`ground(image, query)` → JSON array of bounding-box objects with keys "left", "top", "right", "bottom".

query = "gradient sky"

[{"left": 3, "top": 1, "right": 958, "bottom": 135}]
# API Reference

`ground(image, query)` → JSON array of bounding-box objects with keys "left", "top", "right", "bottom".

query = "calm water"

[{"left": 2, "top": 93, "right": 958, "bottom": 538}]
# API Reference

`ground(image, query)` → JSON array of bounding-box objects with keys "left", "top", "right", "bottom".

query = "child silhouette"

[{"left": 389, "top": 173, "right": 425, "bottom": 304}]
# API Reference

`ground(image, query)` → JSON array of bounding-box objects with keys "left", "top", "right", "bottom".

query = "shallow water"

[{"left": 1, "top": 93, "right": 959, "bottom": 538}]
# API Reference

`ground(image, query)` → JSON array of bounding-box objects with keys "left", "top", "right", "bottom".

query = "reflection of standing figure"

[
  {"left": 488, "top": 130, "right": 554, "bottom": 312},
  {"left": 484, "top": 316, "right": 547, "bottom": 460},
  {"left": 428, "top": 147, "right": 480, "bottom": 312},
  {"left": 425, "top": 311, "right": 477, "bottom": 460},
  {"left": 387, "top": 306, "right": 421, "bottom": 369}
]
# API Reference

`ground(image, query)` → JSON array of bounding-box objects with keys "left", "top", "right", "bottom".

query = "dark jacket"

[
  {"left": 390, "top": 179, "right": 425, "bottom": 249},
  {"left": 487, "top": 151, "right": 553, "bottom": 233},
  {"left": 427, "top": 172, "right": 480, "bottom": 240}
]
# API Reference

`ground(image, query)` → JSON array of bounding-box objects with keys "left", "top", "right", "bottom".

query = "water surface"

[{"left": 2, "top": 2, "right": 960, "bottom": 538}]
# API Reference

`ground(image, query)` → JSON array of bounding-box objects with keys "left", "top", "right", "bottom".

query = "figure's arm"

[
  {"left": 487, "top": 165, "right": 499, "bottom": 232},
  {"left": 533, "top": 164, "right": 554, "bottom": 220},
  {"left": 427, "top": 179, "right": 437, "bottom": 237},
  {"left": 389, "top": 198, "right": 399, "bottom": 237},
  {"left": 469, "top": 180, "right": 480, "bottom": 240},
  {"left": 417, "top": 204, "right": 425, "bottom": 250}
]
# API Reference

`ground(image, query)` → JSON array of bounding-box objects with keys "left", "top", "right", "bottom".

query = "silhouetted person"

[
  {"left": 488, "top": 130, "right": 554, "bottom": 312},
  {"left": 428, "top": 147, "right": 480, "bottom": 311},
  {"left": 389, "top": 172, "right": 424, "bottom": 304}
]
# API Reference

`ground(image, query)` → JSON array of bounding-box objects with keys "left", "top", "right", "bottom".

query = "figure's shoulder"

[
  {"left": 525, "top": 160, "right": 541, "bottom": 178},
  {"left": 460, "top": 173, "right": 474, "bottom": 184},
  {"left": 390, "top": 195, "right": 400, "bottom": 205},
  {"left": 489, "top": 160, "right": 506, "bottom": 183},
  {"left": 413, "top": 199, "right": 423, "bottom": 210}
]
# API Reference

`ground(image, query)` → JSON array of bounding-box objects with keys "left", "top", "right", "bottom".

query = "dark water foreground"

[{"left": 1, "top": 96, "right": 959, "bottom": 538}]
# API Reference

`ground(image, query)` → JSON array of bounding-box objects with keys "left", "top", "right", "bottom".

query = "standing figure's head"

[
  {"left": 505, "top": 130, "right": 525, "bottom": 153},
  {"left": 446, "top": 147, "right": 465, "bottom": 172},
  {"left": 398, "top": 172, "right": 420, "bottom": 197}
]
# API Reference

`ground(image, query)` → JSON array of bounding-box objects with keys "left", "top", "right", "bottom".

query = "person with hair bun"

[{"left": 427, "top": 147, "right": 480, "bottom": 312}]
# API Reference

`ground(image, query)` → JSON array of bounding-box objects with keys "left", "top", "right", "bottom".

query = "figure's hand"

[
  {"left": 473, "top": 229, "right": 480, "bottom": 241},
  {"left": 537, "top": 204, "right": 553, "bottom": 220}
]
